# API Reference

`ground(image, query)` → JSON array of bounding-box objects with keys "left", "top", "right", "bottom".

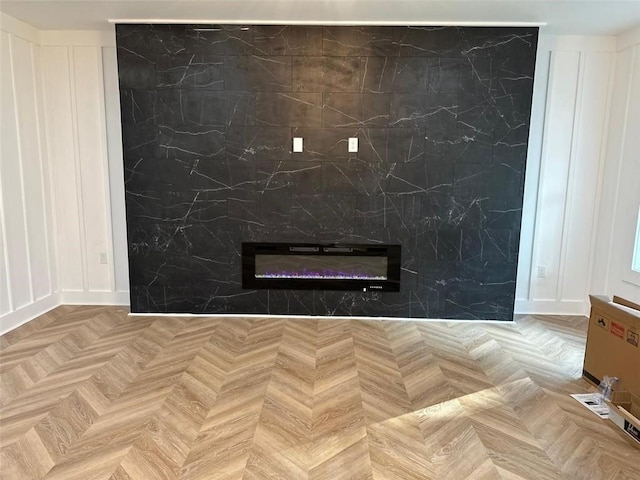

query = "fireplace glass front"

[{"left": 243, "top": 243, "right": 401, "bottom": 291}]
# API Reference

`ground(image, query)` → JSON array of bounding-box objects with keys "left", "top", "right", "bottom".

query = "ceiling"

[{"left": 1, "top": 0, "right": 640, "bottom": 35}]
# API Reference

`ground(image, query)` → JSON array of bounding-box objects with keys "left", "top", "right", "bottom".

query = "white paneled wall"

[
  {"left": 592, "top": 27, "right": 640, "bottom": 302},
  {"left": 516, "top": 36, "right": 616, "bottom": 315},
  {"left": 559, "top": 51, "right": 613, "bottom": 302},
  {"left": 41, "top": 46, "right": 84, "bottom": 292},
  {"left": 0, "top": 16, "right": 126, "bottom": 334},
  {"left": 1, "top": 11, "right": 638, "bottom": 331},
  {"left": 0, "top": 15, "right": 58, "bottom": 332},
  {"left": 40, "top": 31, "right": 126, "bottom": 305},
  {"left": 530, "top": 50, "right": 582, "bottom": 301}
]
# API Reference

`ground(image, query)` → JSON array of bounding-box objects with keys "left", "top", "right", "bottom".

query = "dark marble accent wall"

[{"left": 116, "top": 24, "right": 538, "bottom": 320}]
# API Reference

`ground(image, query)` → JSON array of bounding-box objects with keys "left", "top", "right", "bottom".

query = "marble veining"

[{"left": 117, "top": 25, "right": 538, "bottom": 319}]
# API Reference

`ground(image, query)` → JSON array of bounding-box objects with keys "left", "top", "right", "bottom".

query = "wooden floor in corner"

[{"left": 1, "top": 306, "right": 638, "bottom": 479}]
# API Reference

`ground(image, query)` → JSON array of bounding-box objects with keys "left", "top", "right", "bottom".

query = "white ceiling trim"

[
  {"left": 2, "top": 1, "right": 638, "bottom": 35},
  {"left": 108, "top": 19, "right": 547, "bottom": 27}
]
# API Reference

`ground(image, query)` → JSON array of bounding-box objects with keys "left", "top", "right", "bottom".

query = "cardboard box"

[
  {"left": 606, "top": 391, "right": 640, "bottom": 445},
  {"left": 583, "top": 295, "right": 640, "bottom": 395}
]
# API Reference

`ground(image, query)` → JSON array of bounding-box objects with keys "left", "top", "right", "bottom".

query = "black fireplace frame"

[{"left": 242, "top": 243, "right": 401, "bottom": 292}]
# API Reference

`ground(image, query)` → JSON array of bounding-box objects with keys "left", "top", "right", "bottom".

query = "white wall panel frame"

[
  {"left": 0, "top": 14, "right": 60, "bottom": 333},
  {"left": 71, "top": 45, "right": 114, "bottom": 292},
  {"left": 530, "top": 50, "right": 581, "bottom": 301},
  {"left": 11, "top": 36, "right": 37, "bottom": 304},
  {"left": 555, "top": 49, "right": 585, "bottom": 301},
  {"left": 558, "top": 52, "right": 613, "bottom": 302},
  {"left": 0, "top": 31, "right": 19, "bottom": 315},
  {"left": 517, "top": 35, "right": 617, "bottom": 315},
  {"left": 41, "top": 46, "right": 85, "bottom": 292},
  {"left": 591, "top": 49, "right": 633, "bottom": 295},
  {"left": 67, "top": 46, "right": 89, "bottom": 291},
  {"left": 615, "top": 45, "right": 640, "bottom": 291},
  {"left": 13, "top": 35, "right": 55, "bottom": 302},
  {"left": 32, "top": 42, "right": 58, "bottom": 299},
  {"left": 1, "top": 32, "right": 35, "bottom": 310},
  {"left": 0, "top": 133, "right": 13, "bottom": 315},
  {"left": 591, "top": 28, "right": 640, "bottom": 304},
  {"left": 0, "top": 191, "right": 11, "bottom": 314}
]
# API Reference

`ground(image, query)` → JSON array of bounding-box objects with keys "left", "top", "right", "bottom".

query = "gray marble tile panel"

[
  {"left": 254, "top": 26, "right": 323, "bottom": 56},
  {"left": 156, "top": 54, "right": 224, "bottom": 90},
  {"left": 256, "top": 92, "right": 322, "bottom": 127}
]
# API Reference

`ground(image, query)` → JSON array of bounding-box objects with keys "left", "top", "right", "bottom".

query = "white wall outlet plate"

[
  {"left": 537, "top": 265, "right": 547, "bottom": 278},
  {"left": 293, "top": 137, "right": 303, "bottom": 153},
  {"left": 348, "top": 137, "right": 358, "bottom": 153}
]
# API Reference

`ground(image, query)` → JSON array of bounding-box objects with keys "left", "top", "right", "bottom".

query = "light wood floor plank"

[{"left": 1, "top": 306, "right": 638, "bottom": 479}]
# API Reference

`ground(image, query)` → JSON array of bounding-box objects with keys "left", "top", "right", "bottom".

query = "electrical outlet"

[
  {"left": 348, "top": 137, "right": 358, "bottom": 153},
  {"left": 537, "top": 265, "right": 547, "bottom": 278},
  {"left": 99, "top": 252, "right": 108, "bottom": 264},
  {"left": 293, "top": 137, "right": 303, "bottom": 153}
]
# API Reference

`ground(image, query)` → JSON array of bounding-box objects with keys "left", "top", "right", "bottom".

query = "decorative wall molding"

[
  {"left": 617, "top": 25, "right": 640, "bottom": 52},
  {"left": 0, "top": 17, "right": 126, "bottom": 334},
  {"left": 0, "top": 17, "right": 58, "bottom": 333},
  {"left": 540, "top": 34, "right": 616, "bottom": 52},
  {"left": 514, "top": 299, "right": 589, "bottom": 316},
  {"left": 60, "top": 290, "right": 130, "bottom": 305},
  {"left": 0, "top": 293, "right": 60, "bottom": 336},
  {"left": 521, "top": 41, "right": 616, "bottom": 311},
  {"left": 0, "top": 12, "right": 41, "bottom": 43},
  {"left": 41, "top": 29, "right": 116, "bottom": 47}
]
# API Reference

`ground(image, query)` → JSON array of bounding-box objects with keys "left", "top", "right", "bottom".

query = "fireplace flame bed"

[{"left": 242, "top": 243, "right": 401, "bottom": 292}]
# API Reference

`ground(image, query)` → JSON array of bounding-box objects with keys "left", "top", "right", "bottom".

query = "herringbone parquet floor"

[{"left": 0, "top": 306, "right": 638, "bottom": 479}]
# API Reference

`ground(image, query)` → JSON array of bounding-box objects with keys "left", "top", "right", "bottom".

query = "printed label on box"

[
  {"left": 595, "top": 316, "right": 609, "bottom": 331},
  {"left": 624, "top": 420, "right": 640, "bottom": 443},
  {"left": 627, "top": 330, "right": 639, "bottom": 348},
  {"left": 611, "top": 321, "right": 625, "bottom": 339}
]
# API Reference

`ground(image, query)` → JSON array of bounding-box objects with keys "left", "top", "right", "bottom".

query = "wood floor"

[{"left": 1, "top": 307, "right": 638, "bottom": 479}]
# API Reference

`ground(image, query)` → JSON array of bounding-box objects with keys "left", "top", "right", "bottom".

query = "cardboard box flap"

[
  {"left": 613, "top": 296, "right": 640, "bottom": 312},
  {"left": 611, "top": 391, "right": 640, "bottom": 417},
  {"left": 589, "top": 295, "right": 640, "bottom": 326}
]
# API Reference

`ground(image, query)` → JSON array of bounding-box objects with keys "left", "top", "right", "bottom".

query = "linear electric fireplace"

[{"left": 242, "top": 243, "right": 401, "bottom": 292}]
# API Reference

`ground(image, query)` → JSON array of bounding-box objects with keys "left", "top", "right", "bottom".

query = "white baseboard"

[
  {"left": 0, "top": 291, "right": 130, "bottom": 336},
  {"left": 0, "top": 293, "right": 61, "bottom": 336},
  {"left": 515, "top": 299, "right": 589, "bottom": 316},
  {"left": 61, "top": 290, "right": 130, "bottom": 305}
]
